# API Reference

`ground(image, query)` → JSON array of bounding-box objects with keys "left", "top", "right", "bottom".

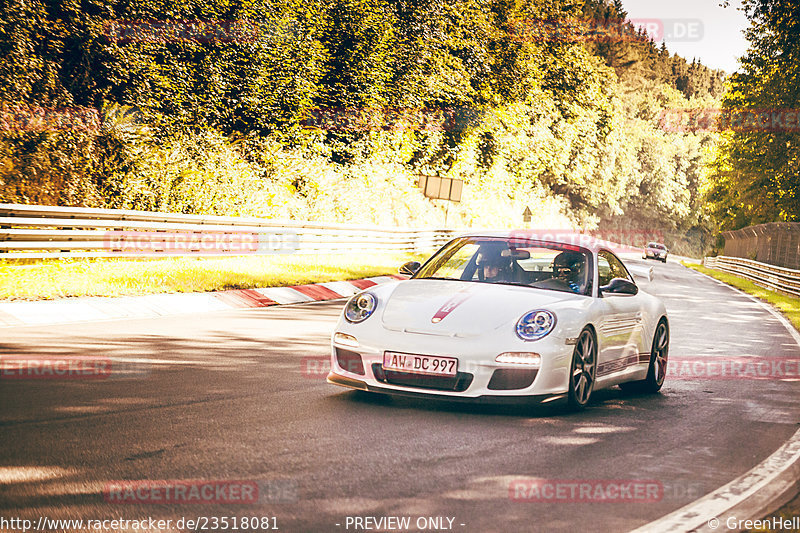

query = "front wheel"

[
  {"left": 567, "top": 328, "right": 597, "bottom": 410},
  {"left": 621, "top": 319, "right": 669, "bottom": 393}
]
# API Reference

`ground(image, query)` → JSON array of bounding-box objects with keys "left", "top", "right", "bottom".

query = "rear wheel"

[
  {"left": 567, "top": 328, "right": 597, "bottom": 410},
  {"left": 620, "top": 319, "right": 669, "bottom": 393}
]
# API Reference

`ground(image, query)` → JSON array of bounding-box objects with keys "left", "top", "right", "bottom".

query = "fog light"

[
  {"left": 333, "top": 332, "right": 359, "bottom": 348},
  {"left": 495, "top": 352, "right": 541, "bottom": 366}
]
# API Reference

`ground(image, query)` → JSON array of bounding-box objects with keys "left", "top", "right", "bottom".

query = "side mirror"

[
  {"left": 399, "top": 261, "right": 421, "bottom": 276},
  {"left": 600, "top": 277, "right": 638, "bottom": 296}
]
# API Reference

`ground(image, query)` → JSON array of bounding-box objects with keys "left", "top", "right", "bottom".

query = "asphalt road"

[{"left": 2, "top": 260, "right": 800, "bottom": 533}]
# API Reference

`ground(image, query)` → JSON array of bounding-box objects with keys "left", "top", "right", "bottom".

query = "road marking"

[
  {"left": 630, "top": 267, "right": 800, "bottom": 533},
  {"left": 694, "top": 268, "right": 800, "bottom": 347}
]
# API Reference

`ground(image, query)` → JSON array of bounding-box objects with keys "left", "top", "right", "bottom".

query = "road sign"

[
  {"left": 418, "top": 175, "right": 463, "bottom": 203},
  {"left": 523, "top": 206, "right": 532, "bottom": 223}
]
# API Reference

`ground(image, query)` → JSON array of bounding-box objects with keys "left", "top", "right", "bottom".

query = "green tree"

[{"left": 708, "top": 0, "right": 800, "bottom": 229}]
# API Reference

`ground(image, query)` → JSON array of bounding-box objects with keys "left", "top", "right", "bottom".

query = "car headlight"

[
  {"left": 516, "top": 310, "right": 556, "bottom": 341},
  {"left": 344, "top": 293, "right": 377, "bottom": 323}
]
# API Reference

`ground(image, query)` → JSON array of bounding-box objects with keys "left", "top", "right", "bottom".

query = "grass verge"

[
  {"left": 0, "top": 252, "right": 429, "bottom": 300},
  {"left": 683, "top": 262, "right": 800, "bottom": 333}
]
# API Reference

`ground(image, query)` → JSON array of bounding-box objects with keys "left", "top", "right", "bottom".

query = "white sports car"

[{"left": 327, "top": 232, "right": 669, "bottom": 409}]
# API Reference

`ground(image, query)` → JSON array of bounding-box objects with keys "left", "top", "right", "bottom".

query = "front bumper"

[
  {"left": 327, "top": 371, "right": 562, "bottom": 405},
  {"left": 328, "top": 326, "right": 572, "bottom": 399}
]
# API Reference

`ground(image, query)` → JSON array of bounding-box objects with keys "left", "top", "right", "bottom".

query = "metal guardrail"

[
  {"left": 704, "top": 255, "right": 800, "bottom": 297},
  {"left": 0, "top": 204, "right": 457, "bottom": 258}
]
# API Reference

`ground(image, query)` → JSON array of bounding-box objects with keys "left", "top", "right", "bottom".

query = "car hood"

[{"left": 380, "top": 279, "right": 588, "bottom": 337}]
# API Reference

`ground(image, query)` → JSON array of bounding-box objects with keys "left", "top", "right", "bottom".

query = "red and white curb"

[{"left": 0, "top": 275, "right": 406, "bottom": 328}]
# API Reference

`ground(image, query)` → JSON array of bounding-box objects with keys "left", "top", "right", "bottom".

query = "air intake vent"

[{"left": 335, "top": 348, "right": 365, "bottom": 375}]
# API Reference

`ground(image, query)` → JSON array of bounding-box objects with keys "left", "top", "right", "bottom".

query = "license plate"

[{"left": 383, "top": 352, "right": 458, "bottom": 377}]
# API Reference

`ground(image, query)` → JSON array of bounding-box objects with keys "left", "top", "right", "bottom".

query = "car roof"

[{"left": 452, "top": 230, "right": 613, "bottom": 253}]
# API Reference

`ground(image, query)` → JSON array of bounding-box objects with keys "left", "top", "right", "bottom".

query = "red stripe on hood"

[{"left": 431, "top": 290, "right": 473, "bottom": 323}]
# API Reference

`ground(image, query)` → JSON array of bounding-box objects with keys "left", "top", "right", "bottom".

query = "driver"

[
  {"left": 476, "top": 251, "right": 512, "bottom": 283},
  {"left": 552, "top": 251, "right": 585, "bottom": 293}
]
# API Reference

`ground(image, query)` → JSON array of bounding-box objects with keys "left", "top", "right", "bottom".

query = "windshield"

[
  {"left": 415, "top": 237, "right": 593, "bottom": 296},
  {"left": 647, "top": 243, "right": 666, "bottom": 250}
]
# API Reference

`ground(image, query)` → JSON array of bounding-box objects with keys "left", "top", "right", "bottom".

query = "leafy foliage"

[
  {"left": 0, "top": 0, "right": 726, "bottom": 254},
  {"left": 707, "top": 0, "right": 800, "bottom": 230}
]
